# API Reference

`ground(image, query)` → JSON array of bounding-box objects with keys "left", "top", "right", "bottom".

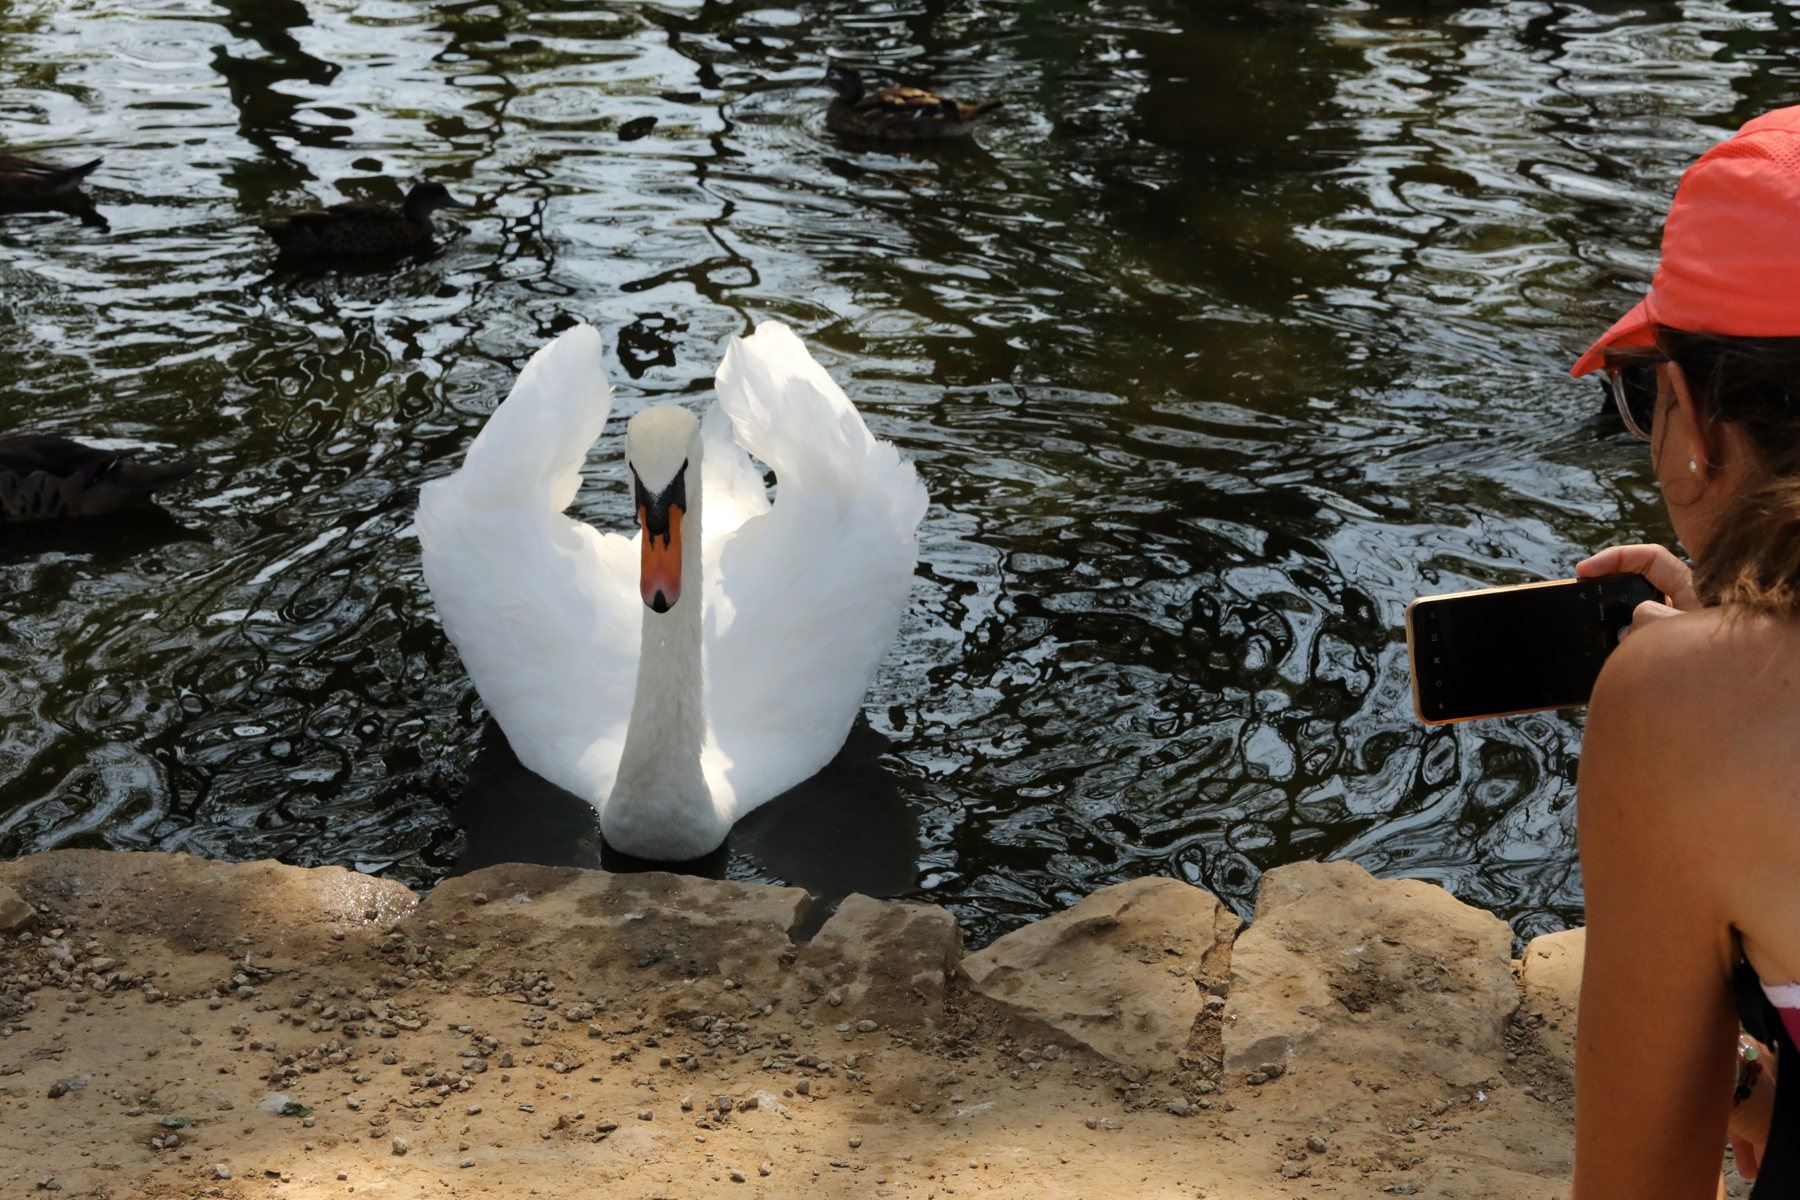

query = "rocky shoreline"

[{"left": 0, "top": 851, "right": 1588, "bottom": 1199}]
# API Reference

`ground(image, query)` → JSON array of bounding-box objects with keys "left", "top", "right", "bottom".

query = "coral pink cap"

[{"left": 1573, "top": 106, "right": 1800, "bottom": 377}]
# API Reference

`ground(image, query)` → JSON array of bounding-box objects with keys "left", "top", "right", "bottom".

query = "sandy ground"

[{"left": 0, "top": 851, "right": 1593, "bottom": 1200}]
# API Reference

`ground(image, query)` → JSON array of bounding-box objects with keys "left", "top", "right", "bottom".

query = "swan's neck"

[{"left": 605, "top": 467, "right": 720, "bottom": 859}]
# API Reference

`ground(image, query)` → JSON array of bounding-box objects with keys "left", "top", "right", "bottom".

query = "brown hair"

[{"left": 1655, "top": 328, "right": 1800, "bottom": 613}]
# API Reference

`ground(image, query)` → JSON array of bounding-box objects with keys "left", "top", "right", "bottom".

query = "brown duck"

[
  {"left": 0, "top": 154, "right": 102, "bottom": 203},
  {"left": 822, "top": 65, "right": 1002, "bottom": 141},
  {"left": 257, "top": 181, "right": 472, "bottom": 258},
  {"left": 0, "top": 435, "right": 197, "bottom": 522}
]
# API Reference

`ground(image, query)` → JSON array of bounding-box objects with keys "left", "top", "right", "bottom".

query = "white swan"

[{"left": 416, "top": 321, "right": 928, "bottom": 861}]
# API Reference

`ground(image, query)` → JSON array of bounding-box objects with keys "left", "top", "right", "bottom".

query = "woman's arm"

[{"left": 1574, "top": 617, "right": 1742, "bottom": 1199}]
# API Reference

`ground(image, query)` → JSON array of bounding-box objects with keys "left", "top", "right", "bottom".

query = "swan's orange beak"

[{"left": 639, "top": 501, "right": 683, "bottom": 613}]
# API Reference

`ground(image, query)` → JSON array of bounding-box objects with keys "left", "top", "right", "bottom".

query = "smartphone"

[{"left": 1405, "top": 574, "right": 1663, "bottom": 724}]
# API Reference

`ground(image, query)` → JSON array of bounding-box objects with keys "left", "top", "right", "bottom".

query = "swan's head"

[{"left": 625, "top": 405, "right": 700, "bottom": 614}]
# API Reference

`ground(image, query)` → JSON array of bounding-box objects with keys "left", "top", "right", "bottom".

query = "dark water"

[{"left": 1, "top": 0, "right": 1791, "bottom": 946}]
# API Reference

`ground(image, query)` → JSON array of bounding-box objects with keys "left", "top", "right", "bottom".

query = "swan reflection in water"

[{"left": 451, "top": 715, "right": 920, "bottom": 940}]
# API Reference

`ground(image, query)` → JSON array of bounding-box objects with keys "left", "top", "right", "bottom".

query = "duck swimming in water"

[
  {"left": 0, "top": 154, "right": 102, "bottom": 204},
  {"left": 257, "top": 181, "right": 472, "bottom": 258},
  {"left": 0, "top": 435, "right": 197, "bottom": 522},
  {"left": 822, "top": 65, "right": 1003, "bottom": 141}
]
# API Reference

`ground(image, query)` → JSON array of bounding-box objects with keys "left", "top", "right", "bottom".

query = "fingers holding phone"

[
  {"left": 1577, "top": 543, "right": 1698, "bottom": 608},
  {"left": 1576, "top": 544, "right": 1696, "bottom": 641}
]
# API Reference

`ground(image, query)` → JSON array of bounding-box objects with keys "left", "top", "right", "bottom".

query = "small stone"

[
  {"left": 795, "top": 1079, "right": 810, "bottom": 1096},
  {"left": 681, "top": 1096, "right": 694, "bottom": 1111},
  {"left": 759, "top": 1163, "right": 772, "bottom": 1177},
  {"left": 721, "top": 979, "right": 737, "bottom": 991},
  {"left": 1085, "top": 1117, "right": 1098, "bottom": 1130},
  {"left": 472, "top": 893, "right": 489, "bottom": 905},
  {"left": 381, "top": 1051, "right": 397, "bottom": 1065},
  {"left": 856, "top": 1020, "right": 877, "bottom": 1033},
  {"left": 1307, "top": 1135, "right": 1329, "bottom": 1154},
  {"left": 363, "top": 909, "right": 377, "bottom": 920},
  {"left": 1167, "top": 1098, "right": 1190, "bottom": 1117},
  {"left": 1259, "top": 1061, "right": 1286, "bottom": 1080},
  {"left": 467, "top": 1105, "right": 482, "bottom": 1115},
  {"left": 0, "top": 885, "right": 34, "bottom": 935},
  {"left": 213, "top": 1164, "right": 231, "bottom": 1180},
  {"left": 730, "top": 1169, "right": 746, "bottom": 1182},
  {"left": 848, "top": 1136, "right": 862, "bottom": 1149},
  {"left": 835, "top": 1024, "right": 850, "bottom": 1033},
  {"left": 391, "top": 1138, "right": 409, "bottom": 1156},
  {"left": 827, "top": 992, "right": 843, "bottom": 1007},
  {"left": 637, "top": 1109, "right": 653, "bottom": 1121},
  {"left": 716, "top": 1096, "right": 733, "bottom": 1113},
  {"left": 460, "top": 1158, "right": 475, "bottom": 1168}
]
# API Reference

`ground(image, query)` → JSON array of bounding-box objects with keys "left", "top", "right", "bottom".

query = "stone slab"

[
  {"left": 1223, "top": 859, "right": 1517, "bottom": 1082},
  {"left": 791, "top": 893, "right": 963, "bottom": 1030},
  {"left": 1520, "top": 926, "right": 1584, "bottom": 1074},
  {"left": 410, "top": 863, "right": 813, "bottom": 1022},
  {"left": 958, "top": 876, "right": 1240, "bottom": 1070}
]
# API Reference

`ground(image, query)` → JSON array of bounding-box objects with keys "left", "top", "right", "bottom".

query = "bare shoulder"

[
  {"left": 1585, "top": 606, "right": 1800, "bottom": 819},
  {"left": 1596, "top": 606, "right": 1800, "bottom": 710}
]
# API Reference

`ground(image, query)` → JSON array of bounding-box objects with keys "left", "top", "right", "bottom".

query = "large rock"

[
  {"left": 1520, "top": 927, "right": 1584, "bottom": 1074},
  {"left": 1223, "top": 859, "right": 1517, "bottom": 1080},
  {"left": 958, "top": 877, "right": 1240, "bottom": 1070},
  {"left": 410, "top": 863, "right": 812, "bottom": 1020},
  {"left": 792, "top": 893, "right": 962, "bottom": 1029}
]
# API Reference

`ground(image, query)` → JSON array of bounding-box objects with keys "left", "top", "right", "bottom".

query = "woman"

[{"left": 1571, "top": 106, "right": 1800, "bottom": 1196}]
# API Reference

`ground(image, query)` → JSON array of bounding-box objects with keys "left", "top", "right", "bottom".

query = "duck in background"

[
  {"left": 257, "top": 181, "right": 473, "bottom": 258},
  {"left": 0, "top": 435, "right": 197, "bottom": 522},
  {"left": 0, "top": 154, "right": 103, "bottom": 204},
  {"left": 822, "top": 64, "right": 1003, "bottom": 141}
]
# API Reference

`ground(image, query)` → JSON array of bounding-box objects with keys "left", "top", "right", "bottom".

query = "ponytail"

[{"left": 1657, "top": 329, "right": 1800, "bottom": 615}]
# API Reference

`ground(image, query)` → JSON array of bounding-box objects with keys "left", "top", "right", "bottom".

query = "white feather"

[{"left": 416, "top": 320, "right": 926, "bottom": 859}]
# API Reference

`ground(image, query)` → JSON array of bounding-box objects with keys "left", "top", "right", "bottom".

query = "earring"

[{"left": 1690, "top": 459, "right": 1698, "bottom": 472}]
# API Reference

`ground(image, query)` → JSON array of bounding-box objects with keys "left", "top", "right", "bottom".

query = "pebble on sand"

[{"left": 391, "top": 1138, "right": 409, "bottom": 1156}]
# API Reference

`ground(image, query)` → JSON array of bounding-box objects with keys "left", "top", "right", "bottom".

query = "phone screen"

[{"left": 1405, "top": 574, "right": 1663, "bottom": 724}]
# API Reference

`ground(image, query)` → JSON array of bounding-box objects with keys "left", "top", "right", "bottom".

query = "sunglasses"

[{"left": 1603, "top": 356, "right": 1668, "bottom": 442}]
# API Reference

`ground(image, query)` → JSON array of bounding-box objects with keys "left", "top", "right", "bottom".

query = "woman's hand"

[
  {"left": 1577, "top": 544, "right": 1699, "bottom": 639},
  {"left": 1729, "top": 1038, "right": 1777, "bottom": 1180}
]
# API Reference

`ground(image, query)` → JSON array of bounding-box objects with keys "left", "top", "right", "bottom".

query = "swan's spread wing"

[
  {"left": 703, "top": 321, "right": 928, "bottom": 817},
  {"left": 417, "top": 324, "right": 639, "bottom": 805},
  {"left": 700, "top": 402, "right": 770, "bottom": 542}
]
